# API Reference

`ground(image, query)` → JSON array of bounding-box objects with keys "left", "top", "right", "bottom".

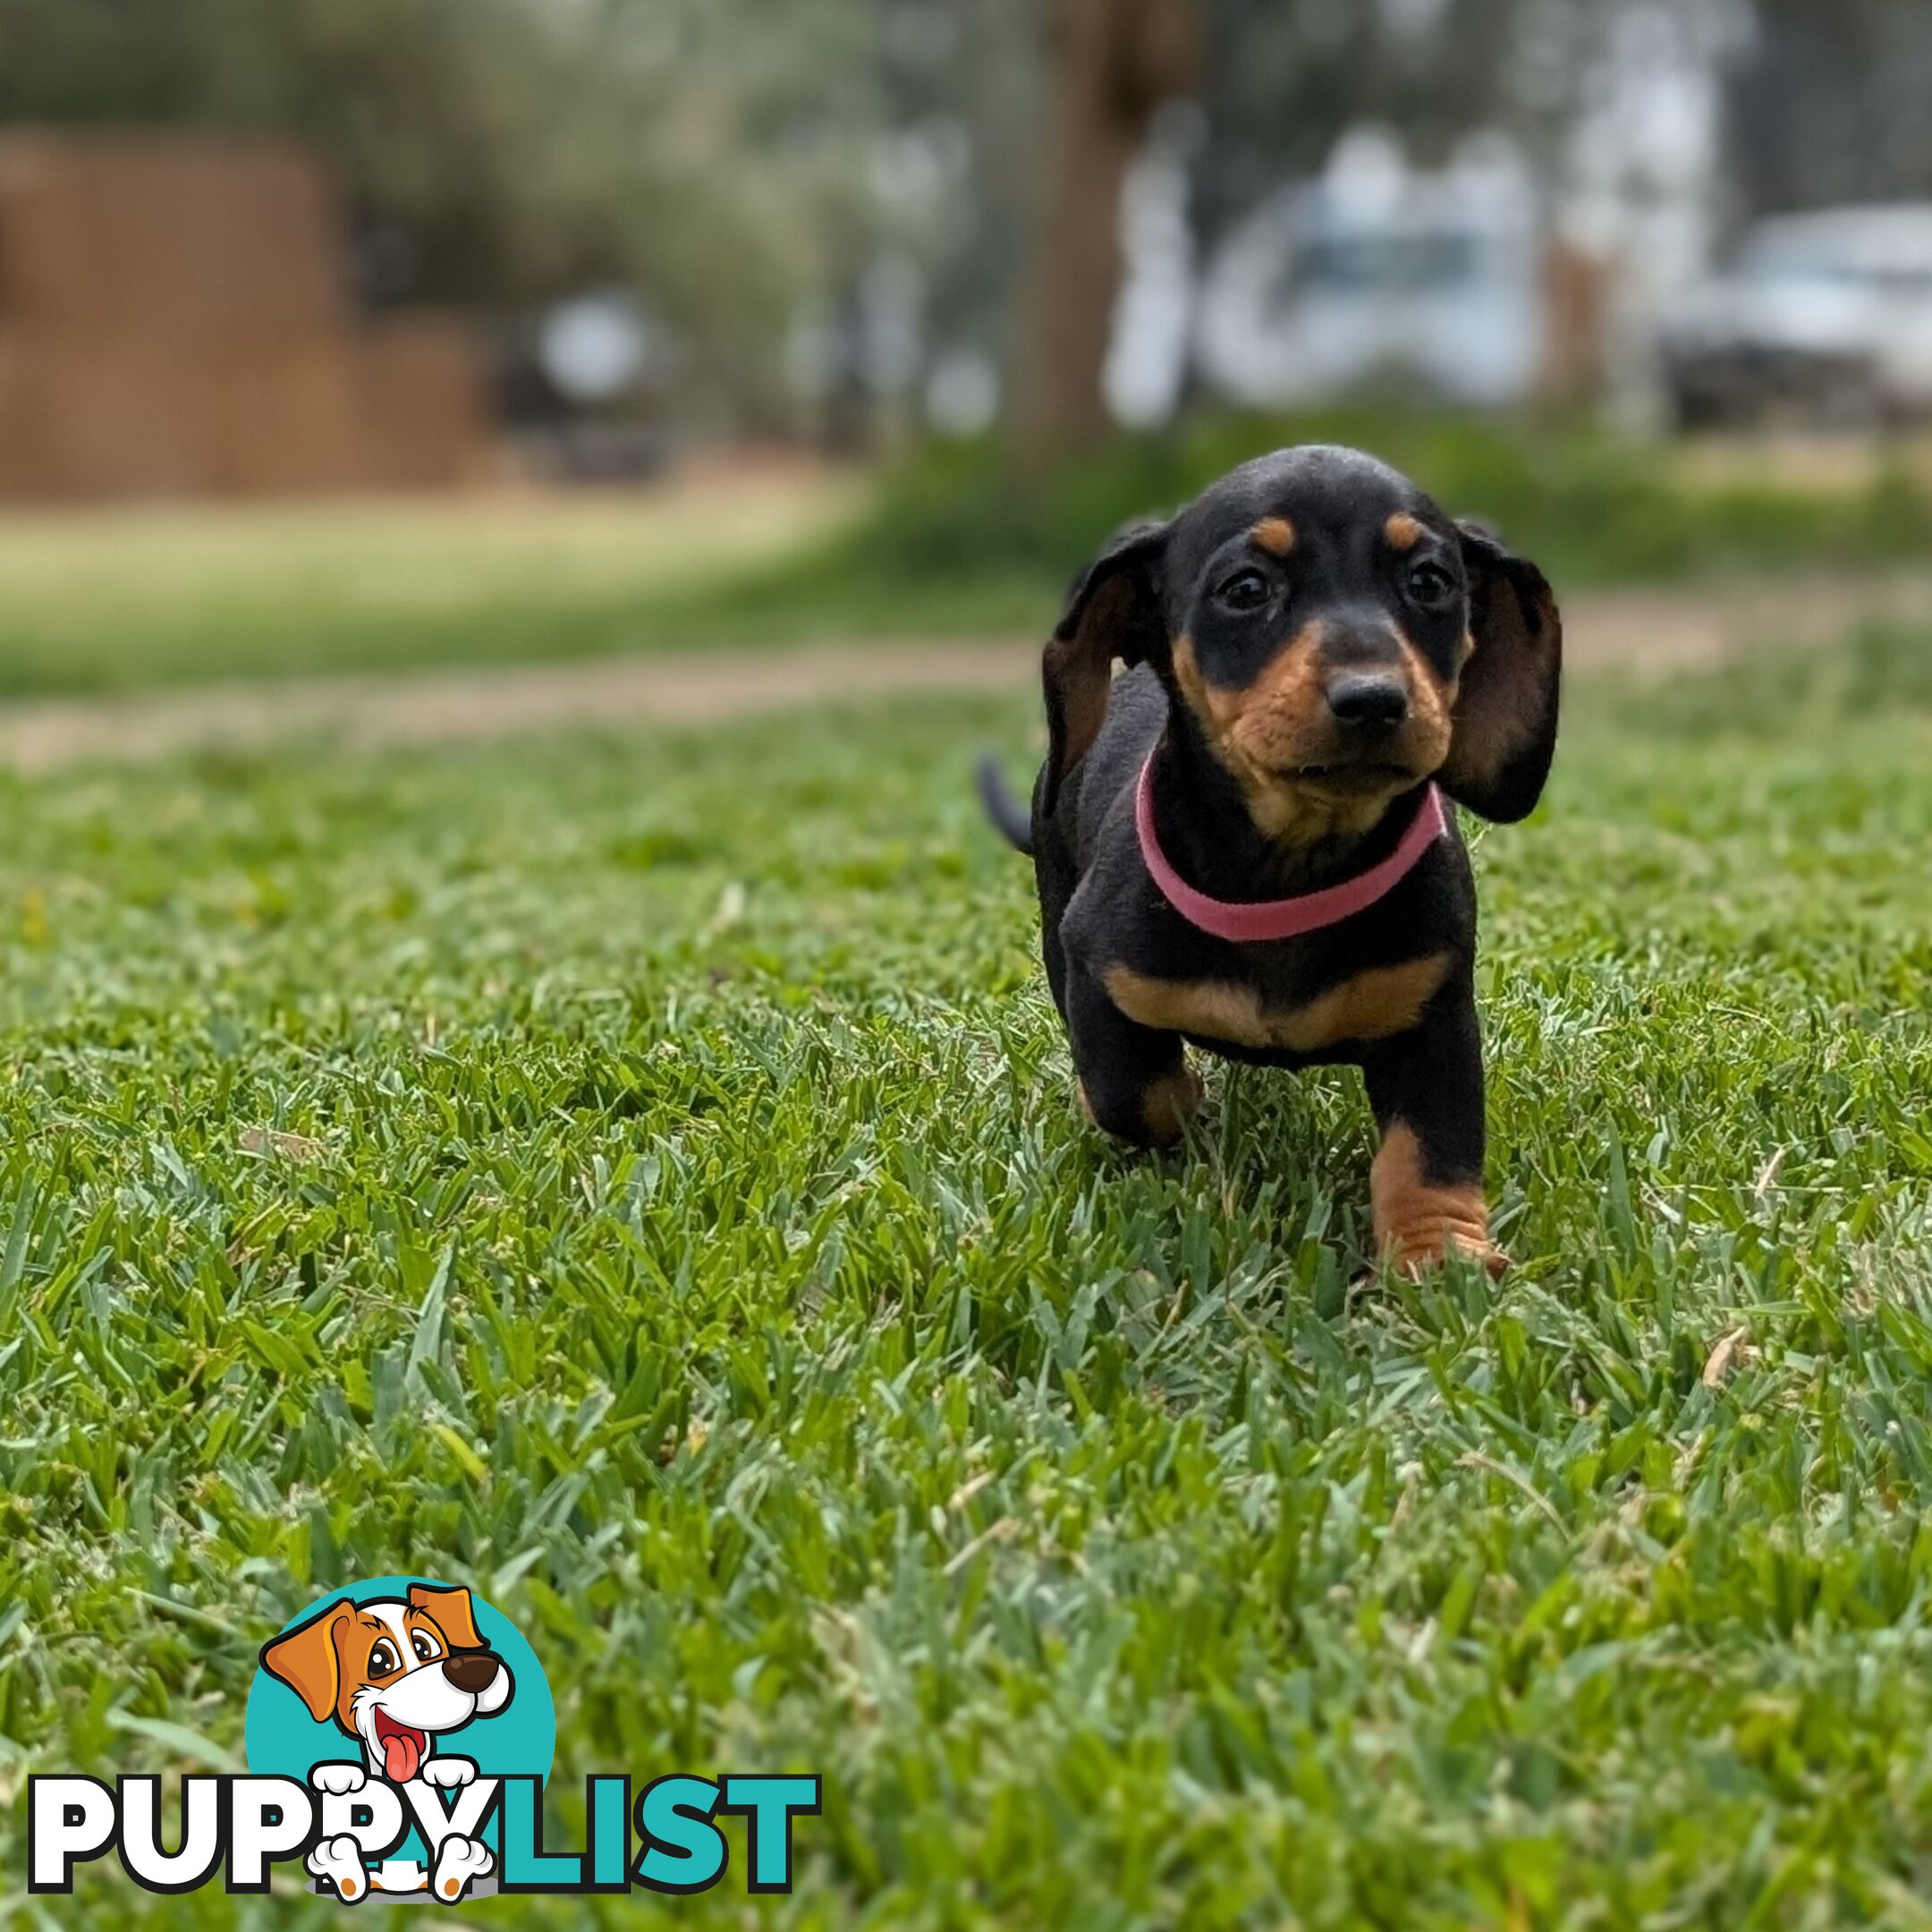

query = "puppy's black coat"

[{"left": 987, "top": 445, "right": 1561, "bottom": 1275}]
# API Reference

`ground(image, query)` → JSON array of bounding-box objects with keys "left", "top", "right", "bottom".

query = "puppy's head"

[
  {"left": 1041, "top": 445, "right": 1561, "bottom": 838},
  {"left": 260, "top": 1583, "right": 513, "bottom": 1784}
]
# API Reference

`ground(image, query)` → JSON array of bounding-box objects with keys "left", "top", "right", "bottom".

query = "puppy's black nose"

[
  {"left": 1326, "top": 674, "right": 1409, "bottom": 727},
  {"left": 442, "top": 1651, "right": 499, "bottom": 1694}
]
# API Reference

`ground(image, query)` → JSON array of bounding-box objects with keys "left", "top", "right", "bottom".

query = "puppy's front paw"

[
  {"left": 1370, "top": 1127, "right": 1505, "bottom": 1280},
  {"left": 312, "top": 1762, "right": 367, "bottom": 1796},
  {"left": 1076, "top": 1063, "right": 1203, "bottom": 1148},
  {"left": 1385, "top": 1222, "right": 1509, "bottom": 1281},
  {"left": 308, "top": 1833, "right": 370, "bottom": 1902},
  {"left": 431, "top": 1835, "right": 494, "bottom": 1902},
  {"left": 421, "top": 1756, "right": 477, "bottom": 1789},
  {"left": 1140, "top": 1064, "right": 1203, "bottom": 1146}
]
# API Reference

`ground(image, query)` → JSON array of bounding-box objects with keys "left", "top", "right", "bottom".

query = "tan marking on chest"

[{"left": 1105, "top": 953, "right": 1451, "bottom": 1052}]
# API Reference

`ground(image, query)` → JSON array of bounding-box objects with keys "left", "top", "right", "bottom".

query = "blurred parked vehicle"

[
  {"left": 1660, "top": 206, "right": 1932, "bottom": 428},
  {"left": 1196, "top": 139, "right": 1543, "bottom": 409}
]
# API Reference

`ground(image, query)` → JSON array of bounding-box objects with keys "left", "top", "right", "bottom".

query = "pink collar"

[{"left": 1134, "top": 752, "right": 1448, "bottom": 943}]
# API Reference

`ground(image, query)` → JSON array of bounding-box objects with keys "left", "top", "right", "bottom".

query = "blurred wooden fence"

[{"left": 0, "top": 134, "right": 492, "bottom": 500}]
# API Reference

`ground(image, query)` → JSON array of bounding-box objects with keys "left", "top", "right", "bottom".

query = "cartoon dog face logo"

[{"left": 261, "top": 1582, "right": 513, "bottom": 1785}]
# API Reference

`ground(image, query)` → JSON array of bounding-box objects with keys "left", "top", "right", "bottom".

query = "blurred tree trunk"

[{"left": 1009, "top": 0, "right": 1199, "bottom": 476}]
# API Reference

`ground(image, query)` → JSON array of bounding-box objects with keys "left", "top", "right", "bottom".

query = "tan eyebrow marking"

[
  {"left": 1384, "top": 512, "right": 1425, "bottom": 552},
  {"left": 1252, "top": 517, "right": 1295, "bottom": 555}
]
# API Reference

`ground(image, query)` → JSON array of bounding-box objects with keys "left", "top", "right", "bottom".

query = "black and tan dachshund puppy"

[{"left": 982, "top": 445, "right": 1561, "bottom": 1275}]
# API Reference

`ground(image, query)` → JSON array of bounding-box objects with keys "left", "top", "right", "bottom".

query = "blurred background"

[{"left": 4, "top": 0, "right": 1932, "bottom": 713}]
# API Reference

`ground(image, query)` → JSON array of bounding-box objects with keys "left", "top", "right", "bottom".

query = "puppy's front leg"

[
  {"left": 1360, "top": 981, "right": 1506, "bottom": 1277},
  {"left": 1064, "top": 963, "right": 1201, "bottom": 1148}
]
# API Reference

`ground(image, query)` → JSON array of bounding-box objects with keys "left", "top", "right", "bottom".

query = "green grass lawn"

[
  {"left": 0, "top": 474, "right": 863, "bottom": 698},
  {"left": 2, "top": 629, "right": 1931, "bottom": 1928}
]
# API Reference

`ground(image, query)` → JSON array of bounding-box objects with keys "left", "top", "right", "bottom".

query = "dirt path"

[
  {"left": 0, "top": 641, "right": 1039, "bottom": 776},
  {"left": 4, "top": 569, "right": 1929, "bottom": 775}
]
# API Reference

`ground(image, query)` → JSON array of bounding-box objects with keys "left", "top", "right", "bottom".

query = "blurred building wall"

[{"left": 0, "top": 133, "right": 493, "bottom": 500}]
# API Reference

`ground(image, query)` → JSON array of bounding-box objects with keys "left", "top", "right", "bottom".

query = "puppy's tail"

[{"left": 976, "top": 756, "right": 1033, "bottom": 856}]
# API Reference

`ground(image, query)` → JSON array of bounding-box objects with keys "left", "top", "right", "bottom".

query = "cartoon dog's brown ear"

[
  {"left": 1040, "top": 518, "right": 1172, "bottom": 817},
  {"left": 409, "top": 1582, "right": 485, "bottom": 1650},
  {"left": 1438, "top": 524, "right": 1562, "bottom": 823},
  {"left": 261, "top": 1605, "right": 349, "bottom": 1724}
]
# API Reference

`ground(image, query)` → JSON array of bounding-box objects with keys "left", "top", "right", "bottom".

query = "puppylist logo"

[{"left": 28, "top": 1577, "right": 820, "bottom": 1904}]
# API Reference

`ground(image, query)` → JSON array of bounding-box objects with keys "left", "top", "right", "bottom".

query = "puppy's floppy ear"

[
  {"left": 1438, "top": 522, "right": 1562, "bottom": 823},
  {"left": 410, "top": 1581, "right": 485, "bottom": 1650},
  {"left": 1040, "top": 517, "right": 1172, "bottom": 816},
  {"left": 261, "top": 1604, "right": 350, "bottom": 1723}
]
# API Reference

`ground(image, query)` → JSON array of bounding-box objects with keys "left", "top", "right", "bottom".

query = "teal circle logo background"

[{"left": 245, "top": 1576, "right": 555, "bottom": 1785}]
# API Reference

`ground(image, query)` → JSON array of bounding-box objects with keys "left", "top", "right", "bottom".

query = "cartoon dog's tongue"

[{"left": 375, "top": 1714, "right": 425, "bottom": 1783}]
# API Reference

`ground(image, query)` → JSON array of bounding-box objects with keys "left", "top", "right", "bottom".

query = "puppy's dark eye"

[
  {"left": 1215, "top": 569, "right": 1273, "bottom": 614},
  {"left": 369, "top": 1640, "right": 400, "bottom": 1676},
  {"left": 411, "top": 1631, "right": 440, "bottom": 1662},
  {"left": 1407, "top": 561, "right": 1457, "bottom": 609}
]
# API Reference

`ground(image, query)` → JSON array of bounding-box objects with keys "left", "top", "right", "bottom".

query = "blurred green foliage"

[
  {"left": 659, "top": 413, "right": 1932, "bottom": 644},
  {"left": 855, "top": 412, "right": 1932, "bottom": 586}
]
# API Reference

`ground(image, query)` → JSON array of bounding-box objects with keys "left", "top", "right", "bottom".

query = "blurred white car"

[
  {"left": 1660, "top": 207, "right": 1932, "bottom": 428},
  {"left": 1196, "top": 143, "right": 1542, "bottom": 409}
]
